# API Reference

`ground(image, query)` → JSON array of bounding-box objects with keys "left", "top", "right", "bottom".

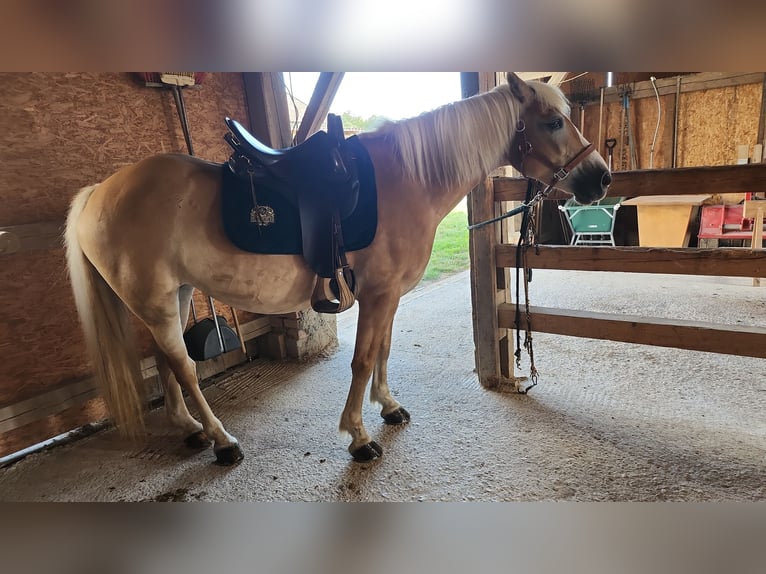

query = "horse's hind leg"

[
  {"left": 370, "top": 314, "right": 410, "bottom": 425},
  {"left": 156, "top": 285, "right": 211, "bottom": 449},
  {"left": 147, "top": 311, "right": 243, "bottom": 465}
]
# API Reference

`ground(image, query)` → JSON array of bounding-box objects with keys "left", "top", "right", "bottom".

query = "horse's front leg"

[
  {"left": 340, "top": 293, "right": 403, "bottom": 461},
  {"left": 370, "top": 313, "right": 410, "bottom": 425}
]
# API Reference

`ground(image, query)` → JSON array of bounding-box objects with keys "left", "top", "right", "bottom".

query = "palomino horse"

[{"left": 65, "top": 73, "right": 611, "bottom": 464}]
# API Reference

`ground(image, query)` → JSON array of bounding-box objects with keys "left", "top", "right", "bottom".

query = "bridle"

[
  {"left": 512, "top": 119, "right": 596, "bottom": 210},
  {"left": 467, "top": 119, "right": 596, "bottom": 231}
]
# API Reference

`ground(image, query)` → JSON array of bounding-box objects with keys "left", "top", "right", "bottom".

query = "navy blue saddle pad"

[{"left": 220, "top": 135, "right": 377, "bottom": 256}]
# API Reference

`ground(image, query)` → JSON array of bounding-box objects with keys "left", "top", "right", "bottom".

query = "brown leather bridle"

[
  {"left": 467, "top": 119, "right": 597, "bottom": 232},
  {"left": 514, "top": 119, "right": 596, "bottom": 189}
]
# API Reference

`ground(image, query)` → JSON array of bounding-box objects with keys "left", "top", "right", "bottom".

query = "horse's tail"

[{"left": 64, "top": 185, "right": 146, "bottom": 439}]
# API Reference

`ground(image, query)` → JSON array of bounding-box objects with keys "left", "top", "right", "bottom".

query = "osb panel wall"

[
  {"left": 0, "top": 72, "right": 248, "bottom": 224},
  {"left": 581, "top": 79, "right": 762, "bottom": 171},
  {"left": 0, "top": 73, "right": 253, "bottom": 415},
  {"left": 677, "top": 83, "right": 762, "bottom": 167}
]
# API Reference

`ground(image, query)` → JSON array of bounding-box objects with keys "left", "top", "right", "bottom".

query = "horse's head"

[{"left": 504, "top": 72, "right": 611, "bottom": 205}]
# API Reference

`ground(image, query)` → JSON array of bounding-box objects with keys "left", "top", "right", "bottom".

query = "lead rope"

[
  {"left": 520, "top": 204, "right": 539, "bottom": 393},
  {"left": 514, "top": 179, "right": 540, "bottom": 393}
]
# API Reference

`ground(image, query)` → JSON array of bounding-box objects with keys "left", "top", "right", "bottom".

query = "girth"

[{"left": 223, "top": 115, "right": 362, "bottom": 313}]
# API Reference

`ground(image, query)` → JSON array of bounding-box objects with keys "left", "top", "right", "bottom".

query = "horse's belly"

[{"left": 195, "top": 254, "right": 316, "bottom": 315}]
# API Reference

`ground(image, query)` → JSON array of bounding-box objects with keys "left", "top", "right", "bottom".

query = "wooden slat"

[
  {"left": 0, "top": 221, "right": 62, "bottom": 254},
  {"left": 495, "top": 245, "right": 766, "bottom": 277},
  {"left": 0, "top": 317, "right": 270, "bottom": 438},
  {"left": 0, "top": 397, "right": 108, "bottom": 460},
  {"left": 498, "top": 304, "right": 766, "bottom": 358},
  {"left": 599, "top": 72, "right": 765, "bottom": 105},
  {"left": 293, "top": 72, "right": 345, "bottom": 144},
  {"left": 493, "top": 163, "right": 766, "bottom": 202}
]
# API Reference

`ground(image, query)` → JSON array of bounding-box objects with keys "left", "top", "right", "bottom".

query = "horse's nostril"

[{"left": 602, "top": 171, "right": 612, "bottom": 187}]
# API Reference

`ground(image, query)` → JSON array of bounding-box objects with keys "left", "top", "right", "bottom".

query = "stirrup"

[{"left": 311, "top": 267, "right": 356, "bottom": 314}]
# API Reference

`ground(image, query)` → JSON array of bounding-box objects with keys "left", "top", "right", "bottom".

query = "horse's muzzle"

[{"left": 571, "top": 167, "right": 611, "bottom": 205}]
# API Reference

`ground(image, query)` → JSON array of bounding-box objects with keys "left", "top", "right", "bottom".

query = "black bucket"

[{"left": 183, "top": 315, "right": 241, "bottom": 361}]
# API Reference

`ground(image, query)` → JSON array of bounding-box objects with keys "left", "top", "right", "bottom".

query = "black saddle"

[{"left": 224, "top": 115, "right": 363, "bottom": 313}]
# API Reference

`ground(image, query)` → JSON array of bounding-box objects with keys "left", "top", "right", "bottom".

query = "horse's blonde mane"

[{"left": 371, "top": 79, "right": 571, "bottom": 188}]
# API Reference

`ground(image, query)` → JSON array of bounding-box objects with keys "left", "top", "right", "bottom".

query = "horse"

[{"left": 64, "top": 73, "right": 611, "bottom": 465}]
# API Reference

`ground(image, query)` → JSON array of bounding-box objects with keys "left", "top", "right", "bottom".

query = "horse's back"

[{"left": 75, "top": 154, "right": 222, "bottom": 290}]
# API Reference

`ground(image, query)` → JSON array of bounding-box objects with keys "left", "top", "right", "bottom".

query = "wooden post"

[
  {"left": 744, "top": 200, "right": 764, "bottom": 286},
  {"left": 243, "top": 72, "right": 292, "bottom": 148},
  {"left": 468, "top": 175, "right": 500, "bottom": 387},
  {"left": 241, "top": 72, "right": 338, "bottom": 358},
  {"left": 293, "top": 72, "right": 345, "bottom": 144},
  {"left": 464, "top": 72, "right": 517, "bottom": 388}
]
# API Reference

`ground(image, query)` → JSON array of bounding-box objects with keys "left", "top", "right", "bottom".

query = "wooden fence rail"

[{"left": 470, "top": 164, "right": 766, "bottom": 388}]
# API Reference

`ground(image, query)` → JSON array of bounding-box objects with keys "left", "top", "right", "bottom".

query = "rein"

[{"left": 467, "top": 120, "right": 595, "bottom": 231}]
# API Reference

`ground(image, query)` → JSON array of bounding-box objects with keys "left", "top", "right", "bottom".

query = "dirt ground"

[{"left": 0, "top": 269, "right": 764, "bottom": 501}]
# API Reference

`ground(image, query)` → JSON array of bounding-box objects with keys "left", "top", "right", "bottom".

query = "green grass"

[{"left": 421, "top": 211, "right": 471, "bottom": 282}]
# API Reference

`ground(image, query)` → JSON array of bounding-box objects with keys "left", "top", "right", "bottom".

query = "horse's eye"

[{"left": 547, "top": 118, "right": 564, "bottom": 131}]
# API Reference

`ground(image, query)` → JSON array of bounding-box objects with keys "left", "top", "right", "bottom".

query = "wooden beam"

[
  {"left": 0, "top": 317, "right": 270, "bottom": 438},
  {"left": 597, "top": 72, "right": 765, "bottom": 106},
  {"left": 493, "top": 163, "right": 766, "bottom": 202},
  {"left": 496, "top": 245, "right": 766, "bottom": 277},
  {"left": 293, "top": 72, "right": 345, "bottom": 144},
  {"left": 0, "top": 222, "right": 62, "bottom": 255},
  {"left": 758, "top": 75, "right": 766, "bottom": 151},
  {"left": 242, "top": 72, "right": 292, "bottom": 148},
  {"left": 498, "top": 304, "right": 766, "bottom": 359},
  {"left": 547, "top": 73, "right": 569, "bottom": 86},
  {"left": 516, "top": 72, "right": 559, "bottom": 82}
]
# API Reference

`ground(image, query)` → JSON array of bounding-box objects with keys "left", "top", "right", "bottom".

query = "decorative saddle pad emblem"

[{"left": 250, "top": 205, "right": 275, "bottom": 227}]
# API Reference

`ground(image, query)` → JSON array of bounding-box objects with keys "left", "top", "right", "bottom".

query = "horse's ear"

[{"left": 506, "top": 73, "right": 534, "bottom": 104}]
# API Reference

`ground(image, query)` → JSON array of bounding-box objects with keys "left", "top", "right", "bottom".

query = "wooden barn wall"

[
  {"left": 677, "top": 83, "right": 762, "bottom": 167},
  {"left": 572, "top": 74, "right": 764, "bottom": 171},
  {"left": 0, "top": 73, "right": 253, "bottom": 456}
]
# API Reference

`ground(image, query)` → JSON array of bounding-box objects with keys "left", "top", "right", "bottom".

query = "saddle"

[{"left": 224, "top": 115, "right": 361, "bottom": 313}]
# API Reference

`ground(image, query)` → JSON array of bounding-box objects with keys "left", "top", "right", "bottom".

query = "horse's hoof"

[
  {"left": 351, "top": 441, "right": 383, "bottom": 462},
  {"left": 382, "top": 406, "right": 411, "bottom": 425},
  {"left": 214, "top": 443, "right": 244, "bottom": 466},
  {"left": 184, "top": 430, "right": 211, "bottom": 450}
]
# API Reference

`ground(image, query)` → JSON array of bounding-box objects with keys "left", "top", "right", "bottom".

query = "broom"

[{"left": 570, "top": 77, "right": 597, "bottom": 131}]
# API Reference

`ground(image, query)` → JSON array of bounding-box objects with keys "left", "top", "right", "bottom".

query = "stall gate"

[{"left": 468, "top": 163, "right": 766, "bottom": 388}]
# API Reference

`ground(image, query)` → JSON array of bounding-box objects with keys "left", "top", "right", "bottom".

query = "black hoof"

[
  {"left": 383, "top": 406, "right": 411, "bottom": 425},
  {"left": 184, "top": 430, "right": 211, "bottom": 450},
  {"left": 214, "top": 443, "right": 244, "bottom": 466},
  {"left": 351, "top": 441, "right": 383, "bottom": 462}
]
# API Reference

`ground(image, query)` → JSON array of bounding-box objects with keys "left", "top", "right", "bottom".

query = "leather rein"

[{"left": 468, "top": 120, "right": 595, "bottom": 231}]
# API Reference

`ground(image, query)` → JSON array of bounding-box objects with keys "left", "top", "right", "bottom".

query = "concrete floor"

[{"left": 1, "top": 269, "right": 764, "bottom": 501}]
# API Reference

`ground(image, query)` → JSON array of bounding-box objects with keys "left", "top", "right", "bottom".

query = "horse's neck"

[{"left": 431, "top": 180, "right": 481, "bottom": 222}]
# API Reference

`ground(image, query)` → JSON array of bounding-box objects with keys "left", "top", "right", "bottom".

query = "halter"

[
  {"left": 513, "top": 118, "right": 596, "bottom": 204},
  {"left": 467, "top": 119, "right": 596, "bottom": 231}
]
